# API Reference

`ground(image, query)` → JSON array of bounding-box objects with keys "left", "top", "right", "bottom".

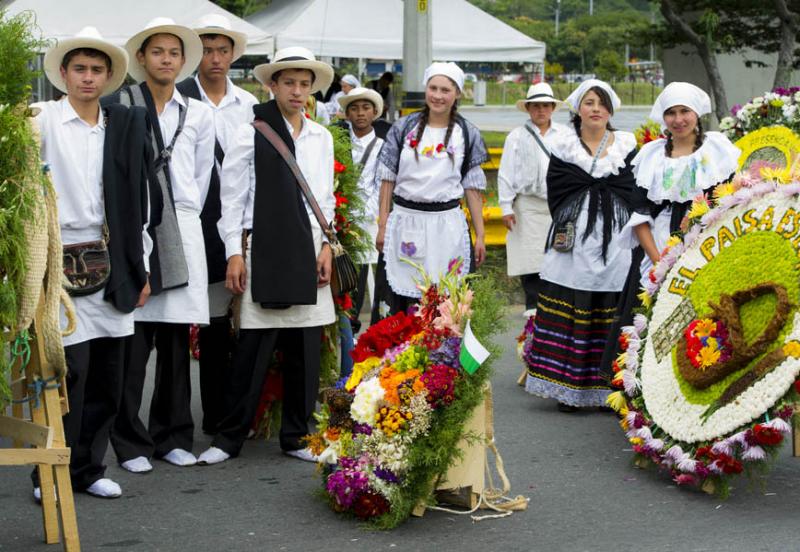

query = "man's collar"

[
  {"left": 61, "top": 97, "right": 104, "bottom": 128},
  {"left": 195, "top": 75, "right": 239, "bottom": 106},
  {"left": 171, "top": 85, "right": 187, "bottom": 107},
  {"left": 350, "top": 127, "right": 375, "bottom": 144}
]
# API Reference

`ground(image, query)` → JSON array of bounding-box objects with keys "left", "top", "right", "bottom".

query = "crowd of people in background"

[{"left": 31, "top": 10, "right": 743, "bottom": 505}]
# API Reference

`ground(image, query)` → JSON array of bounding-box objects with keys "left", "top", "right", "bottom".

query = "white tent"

[
  {"left": 0, "top": 0, "right": 273, "bottom": 55},
  {"left": 246, "top": 0, "right": 545, "bottom": 63}
]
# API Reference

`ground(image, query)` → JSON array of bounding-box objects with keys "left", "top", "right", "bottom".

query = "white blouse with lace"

[{"left": 540, "top": 130, "right": 638, "bottom": 292}]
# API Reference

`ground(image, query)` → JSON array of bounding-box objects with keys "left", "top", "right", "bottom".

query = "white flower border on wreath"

[
  {"left": 607, "top": 179, "right": 800, "bottom": 493},
  {"left": 720, "top": 90, "right": 800, "bottom": 139}
]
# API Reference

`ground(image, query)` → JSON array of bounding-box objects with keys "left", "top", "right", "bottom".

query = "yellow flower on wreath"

[
  {"left": 637, "top": 289, "right": 652, "bottom": 309},
  {"left": 693, "top": 318, "right": 716, "bottom": 338},
  {"left": 687, "top": 199, "right": 709, "bottom": 220},
  {"left": 713, "top": 183, "right": 736, "bottom": 200},
  {"left": 698, "top": 346, "right": 721, "bottom": 368},
  {"left": 783, "top": 341, "right": 800, "bottom": 358},
  {"left": 760, "top": 165, "right": 793, "bottom": 184}
]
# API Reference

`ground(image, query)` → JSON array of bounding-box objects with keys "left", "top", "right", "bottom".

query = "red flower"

[
  {"left": 612, "top": 359, "right": 621, "bottom": 373},
  {"left": 334, "top": 160, "right": 347, "bottom": 174},
  {"left": 409, "top": 139, "right": 419, "bottom": 149},
  {"left": 334, "top": 191, "right": 349, "bottom": 209},
  {"left": 435, "top": 143, "right": 445, "bottom": 153},
  {"left": 752, "top": 424, "right": 784, "bottom": 447},
  {"left": 351, "top": 312, "right": 422, "bottom": 362},
  {"left": 794, "top": 379, "right": 800, "bottom": 394},
  {"left": 715, "top": 454, "right": 743, "bottom": 475},
  {"left": 353, "top": 492, "right": 390, "bottom": 519},
  {"left": 618, "top": 333, "right": 629, "bottom": 351},
  {"left": 304, "top": 112, "right": 311, "bottom": 119},
  {"left": 334, "top": 293, "right": 353, "bottom": 311},
  {"left": 695, "top": 446, "right": 716, "bottom": 461}
]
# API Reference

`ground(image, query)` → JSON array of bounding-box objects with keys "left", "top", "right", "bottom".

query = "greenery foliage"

[{"left": 0, "top": 10, "right": 48, "bottom": 406}]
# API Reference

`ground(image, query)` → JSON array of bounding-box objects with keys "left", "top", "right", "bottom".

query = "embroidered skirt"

[{"left": 524, "top": 280, "right": 619, "bottom": 407}]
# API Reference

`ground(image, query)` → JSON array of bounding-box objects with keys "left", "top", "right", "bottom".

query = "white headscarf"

[
  {"left": 650, "top": 82, "right": 712, "bottom": 126},
  {"left": 565, "top": 79, "right": 621, "bottom": 113},
  {"left": 341, "top": 74, "right": 361, "bottom": 88},
  {"left": 423, "top": 62, "right": 465, "bottom": 92}
]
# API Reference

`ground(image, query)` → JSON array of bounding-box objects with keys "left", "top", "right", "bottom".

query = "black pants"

[
  {"left": 212, "top": 326, "right": 322, "bottom": 457},
  {"left": 349, "top": 264, "right": 371, "bottom": 334},
  {"left": 520, "top": 273, "right": 542, "bottom": 311},
  {"left": 33, "top": 337, "right": 125, "bottom": 490},
  {"left": 198, "top": 316, "right": 234, "bottom": 433},
  {"left": 111, "top": 322, "right": 193, "bottom": 461}
]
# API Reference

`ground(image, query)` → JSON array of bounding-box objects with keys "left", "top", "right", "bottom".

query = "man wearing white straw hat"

[
  {"left": 32, "top": 27, "right": 151, "bottom": 499},
  {"left": 197, "top": 46, "right": 336, "bottom": 465},
  {"left": 338, "top": 87, "right": 384, "bottom": 339},
  {"left": 500, "top": 83, "right": 572, "bottom": 321},
  {"left": 107, "top": 17, "right": 215, "bottom": 473},
  {"left": 176, "top": 13, "right": 258, "bottom": 436}
]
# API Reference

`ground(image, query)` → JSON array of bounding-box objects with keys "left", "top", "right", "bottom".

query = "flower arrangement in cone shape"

[
  {"left": 307, "top": 260, "right": 505, "bottom": 528},
  {"left": 607, "top": 165, "right": 800, "bottom": 497}
]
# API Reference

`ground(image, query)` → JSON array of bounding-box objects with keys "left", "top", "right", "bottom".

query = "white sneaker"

[
  {"left": 283, "top": 448, "right": 319, "bottom": 463},
  {"left": 162, "top": 448, "right": 197, "bottom": 467},
  {"left": 86, "top": 478, "right": 121, "bottom": 498},
  {"left": 197, "top": 446, "right": 230, "bottom": 465},
  {"left": 120, "top": 456, "right": 153, "bottom": 474},
  {"left": 523, "top": 309, "right": 537, "bottom": 319}
]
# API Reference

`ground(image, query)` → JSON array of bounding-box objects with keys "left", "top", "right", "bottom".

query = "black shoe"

[{"left": 557, "top": 402, "right": 579, "bottom": 413}]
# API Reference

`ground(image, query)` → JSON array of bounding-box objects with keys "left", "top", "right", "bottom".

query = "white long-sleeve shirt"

[
  {"left": 158, "top": 87, "right": 216, "bottom": 212},
  {"left": 218, "top": 114, "right": 335, "bottom": 259},
  {"left": 497, "top": 121, "right": 570, "bottom": 216},
  {"left": 350, "top": 128, "right": 383, "bottom": 221},
  {"left": 35, "top": 98, "right": 152, "bottom": 344},
  {"left": 193, "top": 76, "right": 258, "bottom": 155}
]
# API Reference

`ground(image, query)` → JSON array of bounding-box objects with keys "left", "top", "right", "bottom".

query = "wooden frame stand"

[{"left": 2, "top": 301, "right": 80, "bottom": 550}]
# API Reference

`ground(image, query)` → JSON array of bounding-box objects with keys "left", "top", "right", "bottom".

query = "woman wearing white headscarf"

[
  {"left": 375, "top": 62, "right": 488, "bottom": 315},
  {"left": 600, "top": 82, "right": 741, "bottom": 372},
  {"left": 523, "top": 79, "right": 639, "bottom": 411}
]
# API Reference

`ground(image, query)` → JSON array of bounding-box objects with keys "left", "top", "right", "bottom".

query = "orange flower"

[
  {"left": 379, "top": 367, "right": 423, "bottom": 405},
  {"left": 325, "top": 427, "right": 341, "bottom": 441}
]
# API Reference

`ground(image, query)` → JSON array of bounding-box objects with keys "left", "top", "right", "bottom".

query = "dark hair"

[
  {"left": 379, "top": 71, "right": 394, "bottom": 84},
  {"left": 665, "top": 118, "right": 705, "bottom": 157},
  {"left": 139, "top": 33, "right": 185, "bottom": 56},
  {"left": 61, "top": 47, "right": 112, "bottom": 71},
  {"left": 199, "top": 33, "right": 234, "bottom": 49},
  {"left": 271, "top": 67, "right": 316, "bottom": 85},
  {"left": 570, "top": 86, "right": 616, "bottom": 138}
]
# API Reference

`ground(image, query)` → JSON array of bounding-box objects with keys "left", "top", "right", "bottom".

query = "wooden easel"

[{"left": 1, "top": 292, "right": 80, "bottom": 551}]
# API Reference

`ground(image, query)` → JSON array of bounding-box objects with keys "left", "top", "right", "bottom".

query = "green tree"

[
  {"left": 594, "top": 49, "right": 627, "bottom": 80},
  {"left": 210, "top": 0, "right": 271, "bottom": 17}
]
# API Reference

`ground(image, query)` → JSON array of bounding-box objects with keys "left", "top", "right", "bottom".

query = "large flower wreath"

[
  {"left": 608, "top": 165, "right": 800, "bottom": 496},
  {"left": 720, "top": 87, "right": 800, "bottom": 140},
  {"left": 306, "top": 261, "right": 506, "bottom": 528}
]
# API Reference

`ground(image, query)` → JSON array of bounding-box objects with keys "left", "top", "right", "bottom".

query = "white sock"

[
  {"left": 120, "top": 456, "right": 153, "bottom": 474},
  {"left": 162, "top": 448, "right": 197, "bottom": 467},
  {"left": 197, "top": 447, "right": 230, "bottom": 465},
  {"left": 284, "top": 448, "right": 319, "bottom": 463},
  {"left": 86, "top": 478, "right": 122, "bottom": 498}
]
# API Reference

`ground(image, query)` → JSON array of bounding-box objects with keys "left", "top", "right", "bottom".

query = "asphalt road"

[
  {"left": 460, "top": 105, "right": 652, "bottom": 133},
  {"left": 2, "top": 304, "right": 800, "bottom": 551}
]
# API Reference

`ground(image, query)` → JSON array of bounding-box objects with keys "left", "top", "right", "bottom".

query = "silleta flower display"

[
  {"left": 606, "top": 164, "right": 800, "bottom": 496},
  {"left": 307, "top": 262, "right": 504, "bottom": 528}
]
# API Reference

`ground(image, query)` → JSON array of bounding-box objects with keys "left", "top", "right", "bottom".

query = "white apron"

[
  {"left": 240, "top": 225, "right": 336, "bottom": 329},
  {"left": 505, "top": 194, "right": 551, "bottom": 277},
  {"left": 361, "top": 218, "right": 380, "bottom": 265},
  {"left": 135, "top": 208, "right": 209, "bottom": 325},
  {"left": 383, "top": 204, "right": 471, "bottom": 299}
]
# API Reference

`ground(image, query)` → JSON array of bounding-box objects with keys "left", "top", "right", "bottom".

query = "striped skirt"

[{"left": 524, "top": 280, "right": 619, "bottom": 407}]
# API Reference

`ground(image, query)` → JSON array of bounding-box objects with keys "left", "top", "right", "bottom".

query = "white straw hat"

[
  {"left": 125, "top": 17, "right": 203, "bottom": 83},
  {"left": 515, "top": 83, "right": 564, "bottom": 113},
  {"left": 252, "top": 46, "right": 334, "bottom": 94},
  {"left": 193, "top": 13, "right": 248, "bottom": 62},
  {"left": 44, "top": 26, "right": 128, "bottom": 96},
  {"left": 338, "top": 87, "right": 384, "bottom": 120}
]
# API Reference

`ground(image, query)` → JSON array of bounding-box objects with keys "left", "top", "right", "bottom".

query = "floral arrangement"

[
  {"left": 607, "top": 167, "right": 800, "bottom": 497},
  {"left": 405, "top": 129, "right": 455, "bottom": 158},
  {"left": 633, "top": 119, "right": 665, "bottom": 150},
  {"left": 719, "top": 87, "right": 800, "bottom": 140},
  {"left": 307, "top": 262, "right": 505, "bottom": 528}
]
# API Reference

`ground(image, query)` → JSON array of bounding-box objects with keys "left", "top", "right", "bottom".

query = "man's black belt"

[{"left": 392, "top": 195, "right": 461, "bottom": 212}]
